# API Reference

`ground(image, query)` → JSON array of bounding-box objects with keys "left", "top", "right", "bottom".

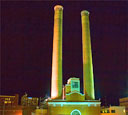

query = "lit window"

[
  {"left": 123, "top": 109, "right": 126, "bottom": 113},
  {"left": 72, "top": 82, "right": 78, "bottom": 88},
  {"left": 8, "top": 101, "right": 11, "bottom": 103},
  {"left": 4, "top": 101, "right": 7, "bottom": 104},
  {"left": 5, "top": 98, "right": 7, "bottom": 100}
]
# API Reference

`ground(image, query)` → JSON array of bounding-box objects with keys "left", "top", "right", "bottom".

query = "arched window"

[{"left": 71, "top": 109, "right": 81, "bottom": 115}]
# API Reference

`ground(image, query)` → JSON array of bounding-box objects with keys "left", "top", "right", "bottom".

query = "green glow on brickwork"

[
  {"left": 81, "top": 10, "right": 95, "bottom": 100},
  {"left": 51, "top": 5, "right": 63, "bottom": 99},
  {"left": 48, "top": 102, "right": 100, "bottom": 105},
  {"left": 71, "top": 109, "right": 81, "bottom": 115}
]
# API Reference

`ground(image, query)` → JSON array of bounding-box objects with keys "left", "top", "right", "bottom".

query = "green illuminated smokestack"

[
  {"left": 51, "top": 5, "right": 63, "bottom": 99},
  {"left": 81, "top": 10, "right": 95, "bottom": 100}
]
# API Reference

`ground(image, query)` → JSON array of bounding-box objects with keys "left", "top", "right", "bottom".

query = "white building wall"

[{"left": 101, "top": 106, "right": 126, "bottom": 115}]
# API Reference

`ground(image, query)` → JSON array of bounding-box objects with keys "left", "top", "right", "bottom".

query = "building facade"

[
  {"left": 0, "top": 94, "right": 22, "bottom": 115},
  {"left": 120, "top": 97, "right": 128, "bottom": 115},
  {"left": 21, "top": 93, "right": 39, "bottom": 106},
  {"left": 0, "top": 94, "right": 19, "bottom": 106},
  {"left": 101, "top": 106, "right": 126, "bottom": 115},
  {"left": 47, "top": 78, "right": 100, "bottom": 115}
]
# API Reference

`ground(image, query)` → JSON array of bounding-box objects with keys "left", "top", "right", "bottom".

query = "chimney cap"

[
  {"left": 81, "top": 10, "right": 90, "bottom": 16},
  {"left": 54, "top": 5, "right": 63, "bottom": 11}
]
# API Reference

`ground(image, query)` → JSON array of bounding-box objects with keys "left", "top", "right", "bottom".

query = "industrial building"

[{"left": 33, "top": 5, "right": 101, "bottom": 115}]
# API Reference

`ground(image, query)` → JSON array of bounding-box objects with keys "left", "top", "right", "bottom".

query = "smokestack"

[
  {"left": 51, "top": 5, "right": 63, "bottom": 99},
  {"left": 81, "top": 10, "right": 95, "bottom": 100}
]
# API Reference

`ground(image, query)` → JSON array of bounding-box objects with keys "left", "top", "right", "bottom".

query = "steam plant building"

[{"left": 37, "top": 5, "right": 101, "bottom": 115}]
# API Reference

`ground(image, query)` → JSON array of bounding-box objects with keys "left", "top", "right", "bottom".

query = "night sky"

[{"left": 1, "top": 1, "right": 128, "bottom": 105}]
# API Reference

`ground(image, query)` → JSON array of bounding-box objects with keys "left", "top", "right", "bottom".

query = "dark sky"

[{"left": 1, "top": 1, "right": 128, "bottom": 105}]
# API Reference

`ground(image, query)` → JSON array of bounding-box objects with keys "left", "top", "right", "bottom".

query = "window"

[
  {"left": 71, "top": 109, "right": 81, "bottom": 115},
  {"left": 111, "top": 110, "right": 115, "bottom": 113},
  {"left": 72, "top": 82, "right": 78, "bottom": 88},
  {"left": 101, "top": 110, "right": 109, "bottom": 113},
  {"left": 107, "top": 110, "right": 110, "bottom": 113}
]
